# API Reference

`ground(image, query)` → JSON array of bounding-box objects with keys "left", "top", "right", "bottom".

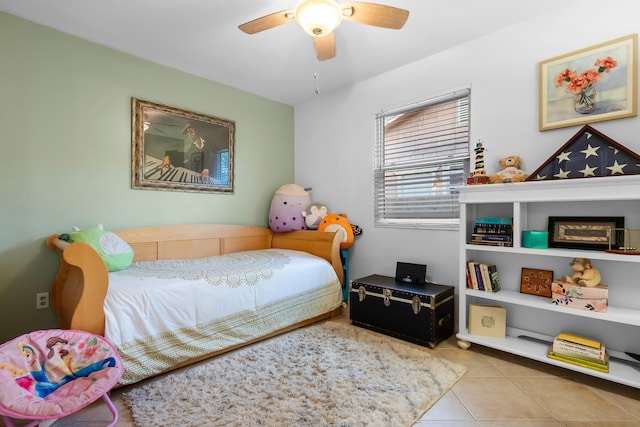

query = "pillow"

[{"left": 68, "top": 224, "right": 133, "bottom": 272}]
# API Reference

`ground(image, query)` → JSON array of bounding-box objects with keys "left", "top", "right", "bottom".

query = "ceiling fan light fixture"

[{"left": 294, "top": 0, "right": 342, "bottom": 37}]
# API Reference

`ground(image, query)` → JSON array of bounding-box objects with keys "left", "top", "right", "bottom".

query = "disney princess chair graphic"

[{"left": 0, "top": 329, "right": 123, "bottom": 427}]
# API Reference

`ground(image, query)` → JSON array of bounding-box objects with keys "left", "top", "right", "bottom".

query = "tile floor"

[{"left": 4, "top": 308, "right": 640, "bottom": 427}]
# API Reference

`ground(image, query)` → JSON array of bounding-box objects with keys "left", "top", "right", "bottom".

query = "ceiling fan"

[{"left": 238, "top": 0, "right": 409, "bottom": 61}]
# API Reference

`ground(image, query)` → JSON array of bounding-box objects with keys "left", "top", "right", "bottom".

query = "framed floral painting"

[{"left": 539, "top": 34, "right": 637, "bottom": 131}]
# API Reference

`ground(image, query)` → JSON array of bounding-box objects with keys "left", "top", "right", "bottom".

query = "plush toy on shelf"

[
  {"left": 562, "top": 257, "right": 602, "bottom": 288},
  {"left": 488, "top": 155, "right": 528, "bottom": 184}
]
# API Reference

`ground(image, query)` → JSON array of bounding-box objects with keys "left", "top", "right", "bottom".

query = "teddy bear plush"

[
  {"left": 488, "top": 155, "right": 528, "bottom": 184},
  {"left": 562, "top": 258, "right": 602, "bottom": 287}
]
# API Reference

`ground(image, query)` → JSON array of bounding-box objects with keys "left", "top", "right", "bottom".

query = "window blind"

[{"left": 374, "top": 88, "right": 470, "bottom": 229}]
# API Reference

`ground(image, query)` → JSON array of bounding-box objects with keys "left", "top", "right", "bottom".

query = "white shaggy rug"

[{"left": 122, "top": 321, "right": 466, "bottom": 426}]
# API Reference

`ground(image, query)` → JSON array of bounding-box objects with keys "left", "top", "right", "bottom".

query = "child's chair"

[{"left": 0, "top": 329, "right": 123, "bottom": 427}]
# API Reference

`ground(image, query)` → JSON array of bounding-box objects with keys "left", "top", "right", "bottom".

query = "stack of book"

[
  {"left": 547, "top": 332, "right": 608, "bottom": 373},
  {"left": 470, "top": 217, "right": 513, "bottom": 247},
  {"left": 466, "top": 261, "right": 501, "bottom": 292}
]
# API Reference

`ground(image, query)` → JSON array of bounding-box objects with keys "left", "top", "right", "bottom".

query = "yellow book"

[
  {"left": 556, "top": 332, "right": 601, "bottom": 349},
  {"left": 547, "top": 348, "right": 609, "bottom": 373}
]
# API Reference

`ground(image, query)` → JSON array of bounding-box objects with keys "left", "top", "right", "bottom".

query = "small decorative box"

[
  {"left": 522, "top": 231, "right": 549, "bottom": 249},
  {"left": 466, "top": 175, "right": 490, "bottom": 185},
  {"left": 551, "top": 292, "right": 607, "bottom": 312},
  {"left": 551, "top": 281, "right": 608, "bottom": 300}
]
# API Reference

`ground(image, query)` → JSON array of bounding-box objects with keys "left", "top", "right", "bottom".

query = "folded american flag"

[{"left": 528, "top": 125, "right": 640, "bottom": 181}]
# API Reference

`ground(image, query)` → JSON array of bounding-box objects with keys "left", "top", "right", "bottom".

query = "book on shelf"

[
  {"left": 466, "top": 261, "right": 482, "bottom": 290},
  {"left": 469, "top": 240, "right": 513, "bottom": 247},
  {"left": 552, "top": 332, "right": 606, "bottom": 363},
  {"left": 552, "top": 339, "right": 606, "bottom": 363},
  {"left": 471, "top": 217, "right": 513, "bottom": 246},
  {"left": 475, "top": 217, "right": 513, "bottom": 225},
  {"left": 473, "top": 224, "right": 513, "bottom": 234},
  {"left": 471, "top": 233, "right": 513, "bottom": 242},
  {"left": 486, "top": 263, "right": 501, "bottom": 292},
  {"left": 474, "top": 262, "right": 486, "bottom": 291},
  {"left": 472, "top": 262, "right": 485, "bottom": 291},
  {"left": 479, "top": 263, "right": 492, "bottom": 292},
  {"left": 547, "top": 348, "right": 609, "bottom": 373},
  {"left": 465, "top": 262, "right": 475, "bottom": 289},
  {"left": 466, "top": 261, "right": 478, "bottom": 289},
  {"left": 556, "top": 332, "right": 601, "bottom": 349},
  {"left": 466, "top": 261, "right": 501, "bottom": 292}
]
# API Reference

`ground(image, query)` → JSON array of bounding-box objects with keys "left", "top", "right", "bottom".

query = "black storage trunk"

[{"left": 349, "top": 274, "right": 454, "bottom": 348}]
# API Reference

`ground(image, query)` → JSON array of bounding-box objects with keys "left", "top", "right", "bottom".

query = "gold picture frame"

[
  {"left": 539, "top": 34, "right": 637, "bottom": 131},
  {"left": 131, "top": 97, "right": 235, "bottom": 193}
]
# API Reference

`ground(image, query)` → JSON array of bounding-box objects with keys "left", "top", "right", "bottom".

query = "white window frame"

[{"left": 374, "top": 88, "right": 471, "bottom": 230}]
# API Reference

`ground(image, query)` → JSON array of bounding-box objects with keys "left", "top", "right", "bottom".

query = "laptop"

[{"left": 395, "top": 262, "right": 427, "bottom": 284}]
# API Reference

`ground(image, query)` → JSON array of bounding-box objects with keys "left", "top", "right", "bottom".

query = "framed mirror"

[{"left": 131, "top": 97, "right": 235, "bottom": 193}]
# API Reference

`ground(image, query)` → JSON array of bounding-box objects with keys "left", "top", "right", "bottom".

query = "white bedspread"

[{"left": 105, "top": 248, "right": 342, "bottom": 384}]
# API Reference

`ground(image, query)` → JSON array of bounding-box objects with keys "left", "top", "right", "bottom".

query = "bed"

[{"left": 46, "top": 224, "right": 343, "bottom": 385}]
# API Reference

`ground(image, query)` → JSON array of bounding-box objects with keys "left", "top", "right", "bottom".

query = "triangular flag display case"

[{"left": 527, "top": 125, "right": 640, "bottom": 181}]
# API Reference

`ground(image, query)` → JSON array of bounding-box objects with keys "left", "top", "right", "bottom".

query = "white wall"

[{"left": 294, "top": 0, "right": 640, "bottom": 286}]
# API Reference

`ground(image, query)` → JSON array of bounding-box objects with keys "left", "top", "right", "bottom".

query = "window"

[
  {"left": 374, "top": 88, "right": 470, "bottom": 229},
  {"left": 215, "top": 149, "right": 229, "bottom": 184}
]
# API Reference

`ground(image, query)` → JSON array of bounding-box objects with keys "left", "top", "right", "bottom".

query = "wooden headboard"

[{"left": 115, "top": 224, "right": 274, "bottom": 261}]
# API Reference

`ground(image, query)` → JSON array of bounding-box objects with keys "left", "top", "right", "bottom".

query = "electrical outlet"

[{"left": 36, "top": 292, "right": 49, "bottom": 309}]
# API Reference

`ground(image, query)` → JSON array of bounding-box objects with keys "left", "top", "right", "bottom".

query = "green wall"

[{"left": 0, "top": 12, "right": 295, "bottom": 341}]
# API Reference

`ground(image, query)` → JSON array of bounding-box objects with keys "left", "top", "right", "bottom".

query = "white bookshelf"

[{"left": 457, "top": 175, "right": 640, "bottom": 389}]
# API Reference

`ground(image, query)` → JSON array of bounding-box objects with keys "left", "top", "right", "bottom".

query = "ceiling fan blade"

[
  {"left": 238, "top": 9, "right": 295, "bottom": 34},
  {"left": 313, "top": 33, "right": 336, "bottom": 61},
  {"left": 341, "top": 2, "right": 409, "bottom": 29}
]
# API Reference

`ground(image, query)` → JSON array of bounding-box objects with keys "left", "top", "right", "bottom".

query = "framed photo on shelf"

[
  {"left": 539, "top": 34, "right": 637, "bottom": 131},
  {"left": 520, "top": 268, "right": 553, "bottom": 297},
  {"left": 548, "top": 216, "right": 625, "bottom": 251}
]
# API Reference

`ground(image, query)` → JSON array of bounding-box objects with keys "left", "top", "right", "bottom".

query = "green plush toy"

[{"left": 67, "top": 224, "right": 134, "bottom": 272}]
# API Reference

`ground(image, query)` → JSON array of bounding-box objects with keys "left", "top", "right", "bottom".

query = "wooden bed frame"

[{"left": 46, "top": 224, "right": 344, "bottom": 365}]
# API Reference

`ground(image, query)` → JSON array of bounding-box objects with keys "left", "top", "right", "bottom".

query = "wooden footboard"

[
  {"left": 272, "top": 230, "right": 343, "bottom": 283},
  {"left": 46, "top": 224, "right": 342, "bottom": 337},
  {"left": 46, "top": 236, "right": 109, "bottom": 336}
]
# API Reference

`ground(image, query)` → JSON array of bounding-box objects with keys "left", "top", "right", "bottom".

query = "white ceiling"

[{"left": 2, "top": 0, "right": 560, "bottom": 106}]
